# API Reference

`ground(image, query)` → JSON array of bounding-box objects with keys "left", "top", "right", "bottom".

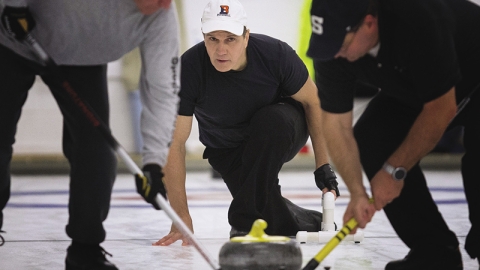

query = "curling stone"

[{"left": 219, "top": 219, "right": 302, "bottom": 270}]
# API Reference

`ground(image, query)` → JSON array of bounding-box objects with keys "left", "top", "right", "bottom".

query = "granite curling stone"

[{"left": 219, "top": 219, "right": 302, "bottom": 270}]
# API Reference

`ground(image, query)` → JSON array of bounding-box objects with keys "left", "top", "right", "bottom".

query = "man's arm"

[
  {"left": 321, "top": 109, "right": 375, "bottom": 229},
  {"left": 153, "top": 115, "right": 194, "bottom": 246},
  {"left": 371, "top": 87, "right": 457, "bottom": 209},
  {"left": 133, "top": 6, "right": 180, "bottom": 208},
  {"left": 291, "top": 77, "right": 340, "bottom": 196},
  {"left": 138, "top": 3, "right": 180, "bottom": 168},
  {"left": 291, "top": 77, "right": 329, "bottom": 168}
]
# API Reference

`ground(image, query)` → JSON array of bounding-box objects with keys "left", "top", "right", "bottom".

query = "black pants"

[
  {"left": 0, "top": 45, "right": 117, "bottom": 244},
  {"left": 354, "top": 91, "right": 480, "bottom": 258},
  {"left": 205, "top": 101, "right": 309, "bottom": 236}
]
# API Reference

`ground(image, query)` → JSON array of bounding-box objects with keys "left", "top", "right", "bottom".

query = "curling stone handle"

[{"left": 321, "top": 192, "right": 335, "bottom": 231}]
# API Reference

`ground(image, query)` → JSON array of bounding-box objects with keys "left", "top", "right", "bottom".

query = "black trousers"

[
  {"left": 205, "top": 101, "right": 309, "bottom": 236},
  {"left": 354, "top": 91, "right": 480, "bottom": 258},
  {"left": 0, "top": 45, "right": 117, "bottom": 244}
]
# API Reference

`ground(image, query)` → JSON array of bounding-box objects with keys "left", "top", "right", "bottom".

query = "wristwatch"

[{"left": 382, "top": 162, "right": 407, "bottom": 181}]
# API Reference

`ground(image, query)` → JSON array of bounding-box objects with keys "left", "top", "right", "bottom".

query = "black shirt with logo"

[{"left": 179, "top": 33, "right": 309, "bottom": 149}]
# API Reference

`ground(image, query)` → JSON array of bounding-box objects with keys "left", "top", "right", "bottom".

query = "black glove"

[
  {"left": 135, "top": 164, "right": 167, "bottom": 210},
  {"left": 314, "top": 164, "right": 340, "bottom": 196},
  {"left": 1, "top": 6, "right": 36, "bottom": 40}
]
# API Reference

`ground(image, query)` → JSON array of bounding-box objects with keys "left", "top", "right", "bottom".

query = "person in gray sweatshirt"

[{"left": 0, "top": 0, "right": 179, "bottom": 269}]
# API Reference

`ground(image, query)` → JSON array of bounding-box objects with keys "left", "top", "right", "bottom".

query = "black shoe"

[
  {"left": 283, "top": 197, "right": 323, "bottom": 232},
  {"left": 66, "top": 242, "right": 118, "bottom": 270},
  {"left": 0, "top": 230, "right": 5, "bottom": 246},
  {"left": 229, "top": 227, "right": 249, "bottom": 238},
  {"left": 385, "top": 246, "right": 463, "bottom": 270},
  {"left": 465, "top": 228, "right": 480, "bottom": 261}
]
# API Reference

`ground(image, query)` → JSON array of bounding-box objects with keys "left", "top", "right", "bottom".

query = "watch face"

[{"left": 393, "top": 168, "right": 407, "bottom": 180}]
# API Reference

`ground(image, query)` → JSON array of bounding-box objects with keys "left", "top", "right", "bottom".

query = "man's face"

[
  {"left": 334, "top": 15, "right": 379, "bottom": 62},
  {"left": 204, "top": 30, "right": 249, "bottom": 72}
]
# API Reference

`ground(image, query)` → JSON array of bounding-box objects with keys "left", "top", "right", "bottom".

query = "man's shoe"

[
  {"left": 66, "top": 243, "right": 118, "bottom": 270},
  {"left": 465, "top": 228, "right": 480, "bottom": 262},
  {"left": 385, "top": 246, "right": 463, "bottom": 270},
  {"left": 283, "top": 197, "right": 323, "bottom": 232},
  {"left": 0, "top": 230, "right": 5, "bottom": 246}
]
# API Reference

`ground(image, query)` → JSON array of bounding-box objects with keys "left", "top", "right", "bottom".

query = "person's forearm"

[
  {"left": 294, "top": 77, "right": 330, "bottom": 168},
  {"left": 304, "top": 103, "right": 330, "bottom": 168},
  {"left": 327, "top": 130, "right": 366, "bottom": 197},
  {"left": 322, "top": 112, "right": 366, "bottom": 197},
  {"left": 387, "top": 88, "right": 457, "bottom": 170},
  {"left": 163, "top": 144, "right": 190, "bottom": 219},
  {"left": 139, "top": 24, "right": 180, "bottom": 166}
]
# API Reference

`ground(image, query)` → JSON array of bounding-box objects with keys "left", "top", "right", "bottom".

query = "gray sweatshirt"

[{"left": 0, "top": 0, "right": 180, "bottom": 167}]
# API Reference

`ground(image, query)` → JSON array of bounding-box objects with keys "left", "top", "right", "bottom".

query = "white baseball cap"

[{"left": 201, "top": 0, "right": 247, "bottom": 36}]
